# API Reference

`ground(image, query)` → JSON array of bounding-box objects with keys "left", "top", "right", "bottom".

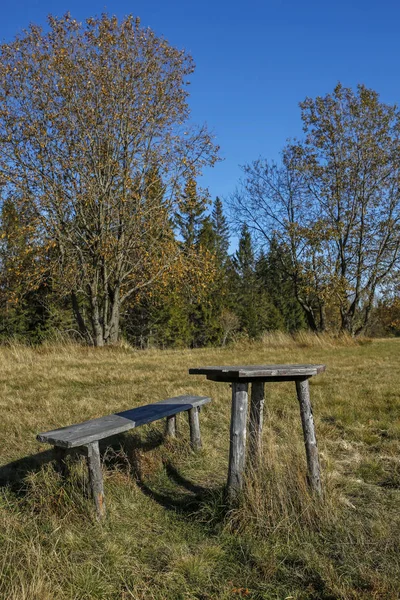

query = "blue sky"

[{"left": 1, "top": 0, "right": 399, "bottom": 208}]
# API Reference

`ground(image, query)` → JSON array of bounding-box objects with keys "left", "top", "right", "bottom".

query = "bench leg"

[
  {"left": 54, "top": 446, "right": 69, "bottom": 478},
  {"left": 86, "top": 441, "right": 106, "bottom": 519},
  {"left": 295, "top": 378, "right": 322, "bottom": 495},
  {"left": 166, "top": 415, "right": 177, "bottom": 437},
  {"left": 249, "top": 381, "right": 265, "bottom": 463},
  {"left": 188, "top": 407, "right": 202, "bottom": 450}
]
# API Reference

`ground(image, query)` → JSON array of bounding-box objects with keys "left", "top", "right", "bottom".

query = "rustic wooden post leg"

[
  {"left": 188, "top": 407, "right": 202, "bottom": 450},
  {"left": 227, "top": 382, "right": 249, "bottom": 503},
  {"left": 86, "top": 441, "right": 106, "bottom": 519},
  {"left": 166, "top": 415, "right": 177, "bottom": 437},
  {"left": 54, "top": 446, "right": 69, "bottom": 478},
  {"left": 295, "top": 378, "right": 322, "bottom": 495},
  {"left": 249, "top": 381, "right": 265, "bottom": 463}
]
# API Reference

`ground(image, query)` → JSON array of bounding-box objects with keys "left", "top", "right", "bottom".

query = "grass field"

[{"left": 0, "top": 335, "right": 399, "bottom": 599}]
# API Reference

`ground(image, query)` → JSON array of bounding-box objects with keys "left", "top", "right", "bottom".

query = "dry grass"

[
  {"left": 260, "top": 330, "right": 365, "bottom": 348},
  {"left": 0, "top": 336, "right": 399, "bottom": 599}
]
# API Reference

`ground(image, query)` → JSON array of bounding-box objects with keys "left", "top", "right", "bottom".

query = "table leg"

[
  {"left": 249, "top": 381, "right": 265, "bottom": 463},
  {"left": 227, "top": 382, "right": 249, "bottom": 503},
  {"left": 295, "top": 378, "right": 322, "bottom": 495}
]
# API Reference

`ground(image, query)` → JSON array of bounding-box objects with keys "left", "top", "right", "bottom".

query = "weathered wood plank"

[
  {"left": 166, "top": 415, "right": 177, "bottom": 437},
  {"left": 86, "top": 441, "right": 106, "bottom": 519},
  {"left": 295, "top": 378, "right": 322, "bottom": 495},
  {"left": 37, "top": 395, "right": 211, "bottom": 449},
  {"left": 188, "top": 407, "right": 202, "bottom": 450},
  {"left": 202, "top": 374, "right": 316, "bottom": 383},
  {"left": 227, "top": 382, "right": 248, "bottom": 504},
  {"left": 248, "top": 381, "right": 265, "bottom": 462},
  {"left": 189, "top": 364, "right": 326, "bottom": 380}
]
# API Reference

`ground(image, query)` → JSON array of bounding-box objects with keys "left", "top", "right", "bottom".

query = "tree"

[
  {"left": 194, "top": 215, "right": 223, "bottom": 345},
  {"left": 197, "top": 216, "right": 215, "bottom": 250},
  {"left": 297, "top": 84, "right": 400, "bottom": 333},
  {"left": 232, "top": 224, "right": 277, "bottom": 337},
  {"left": 0, "top": 194, "right": 73, "bottom": 341},
  {"left": 188, "top": 197, "right": 232, "bottom": 346},
  {"left": 256, "top": 241, "right": 306, "bottom": 332},
  {"left": 231, "top": 153, "right": 325, "bottom": 331},
  {"left": 232, "top": 84, "right": 400, "bottom": 334},
  {"left": 176, "top": 176, "right": 209, "bottom": 249},
  {"left": 212, "top": 197, "right": 230, "bottom": 263},
  {"left": 174, "top": 177, "right": 221, "bottom": 346},
  {"left": 234, "top": 224, "right": 254, "bottom": 279},
  {"left": 0, "top": 14, "right": 218, "bottom": 345},
  {"left": 232, "top": 226, "right": 258, "bottom": 337},
  {"left": 375, "top": 297, "right": 400, "bottom": 336}
]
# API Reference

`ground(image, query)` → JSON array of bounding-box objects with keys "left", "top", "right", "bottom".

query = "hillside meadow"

[{"left": 0, "top": 334, "right": 399, "bottom": 599}]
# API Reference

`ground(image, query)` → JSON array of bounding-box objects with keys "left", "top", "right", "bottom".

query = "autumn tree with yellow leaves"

[
  {"left": 232, "top": 84, "right": 400, "bottom": 334},
  {"left": 0, "top": 14, "right": 218, "bottom": 345}
]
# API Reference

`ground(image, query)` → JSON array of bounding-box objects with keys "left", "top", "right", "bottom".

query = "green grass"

[{"left": 0, "top": 336, "right": 399, "bottom": 599}]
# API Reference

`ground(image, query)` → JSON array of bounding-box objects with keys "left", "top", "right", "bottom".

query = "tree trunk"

[
  {"left": 318, "top": 301, "right": 326, "bottom": 332},
  {"left": 301, "top": 303, "right": 319, "bottom": 332},
  {"left": 89, "top": 287, "right": 104, "bottom": 347},
  {"left": 106, "top": 286, "right": 120, "bottom": 344},
  {"left": 354, "top": 297, "right": 374, "bottom": 336},
  {"left": 340, "top": 310, "right": 354, "bottom": 335},
  {"left": 293, "top": 273, "right": 319, "bottom": 332},
  {"left": 71, "top": 291, "right": 90, "bottom": 341},
  {"left": 76, "top": 283, "right": 121, "bottom": 347}
]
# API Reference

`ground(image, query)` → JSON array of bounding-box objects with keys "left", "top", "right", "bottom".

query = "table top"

[{"left": 189, "top": 364, "right": 326, "bottom": 381}]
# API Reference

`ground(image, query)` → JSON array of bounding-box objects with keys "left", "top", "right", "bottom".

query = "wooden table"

[{"left": 189, "top": 364, "right": 326, "bottom": 503}]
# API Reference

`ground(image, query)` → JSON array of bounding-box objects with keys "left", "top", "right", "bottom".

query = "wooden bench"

[{"left": 37, "top": 394, "right": 211, "bottom": 518}]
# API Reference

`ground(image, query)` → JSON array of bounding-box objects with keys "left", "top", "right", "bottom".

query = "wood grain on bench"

[{"left": 37, "top": 395, "right": 211, "bottom": 449}]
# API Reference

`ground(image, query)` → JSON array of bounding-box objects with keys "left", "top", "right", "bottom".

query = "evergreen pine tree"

[
  {"left": 257, "top": 237, "right": 306, "bottom": 332},
  {"left": 194, "top": 213, "right": 229, "bottom": 346},
  {"left": 232, "top": 224, "right": 260, "bottom": 337},
  {"left": 212, "top": 197, "right": 230, "bottom": 263},
  {"left": 232, "top": 225, "right": 284, "bottom": 337},
  {"left": 180, "top": 196, "right": 231, "bottom": 347},
  {"left": 0, "top": 197, "right": 70, "bottom": 341},
  {"left": 173, "top": 176, "right": 210, "bottom": 346},
  {"left": 234, "top": 224, "right": 255, "bottom": 280},
  {"left": 197, "top": 216, "right": 216, "bottom": 251},
  {"left": 176, "top": 176, "right": 208, "bottom": 248}
]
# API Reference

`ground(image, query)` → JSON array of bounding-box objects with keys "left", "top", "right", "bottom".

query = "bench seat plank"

[{"left": 37, "top": 395, "right": 211, "bottom": 449}]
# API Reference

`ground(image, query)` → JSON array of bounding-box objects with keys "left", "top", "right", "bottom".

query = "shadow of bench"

[{"left": 36, "top": 394, "right": 211, "bottom": 518}]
